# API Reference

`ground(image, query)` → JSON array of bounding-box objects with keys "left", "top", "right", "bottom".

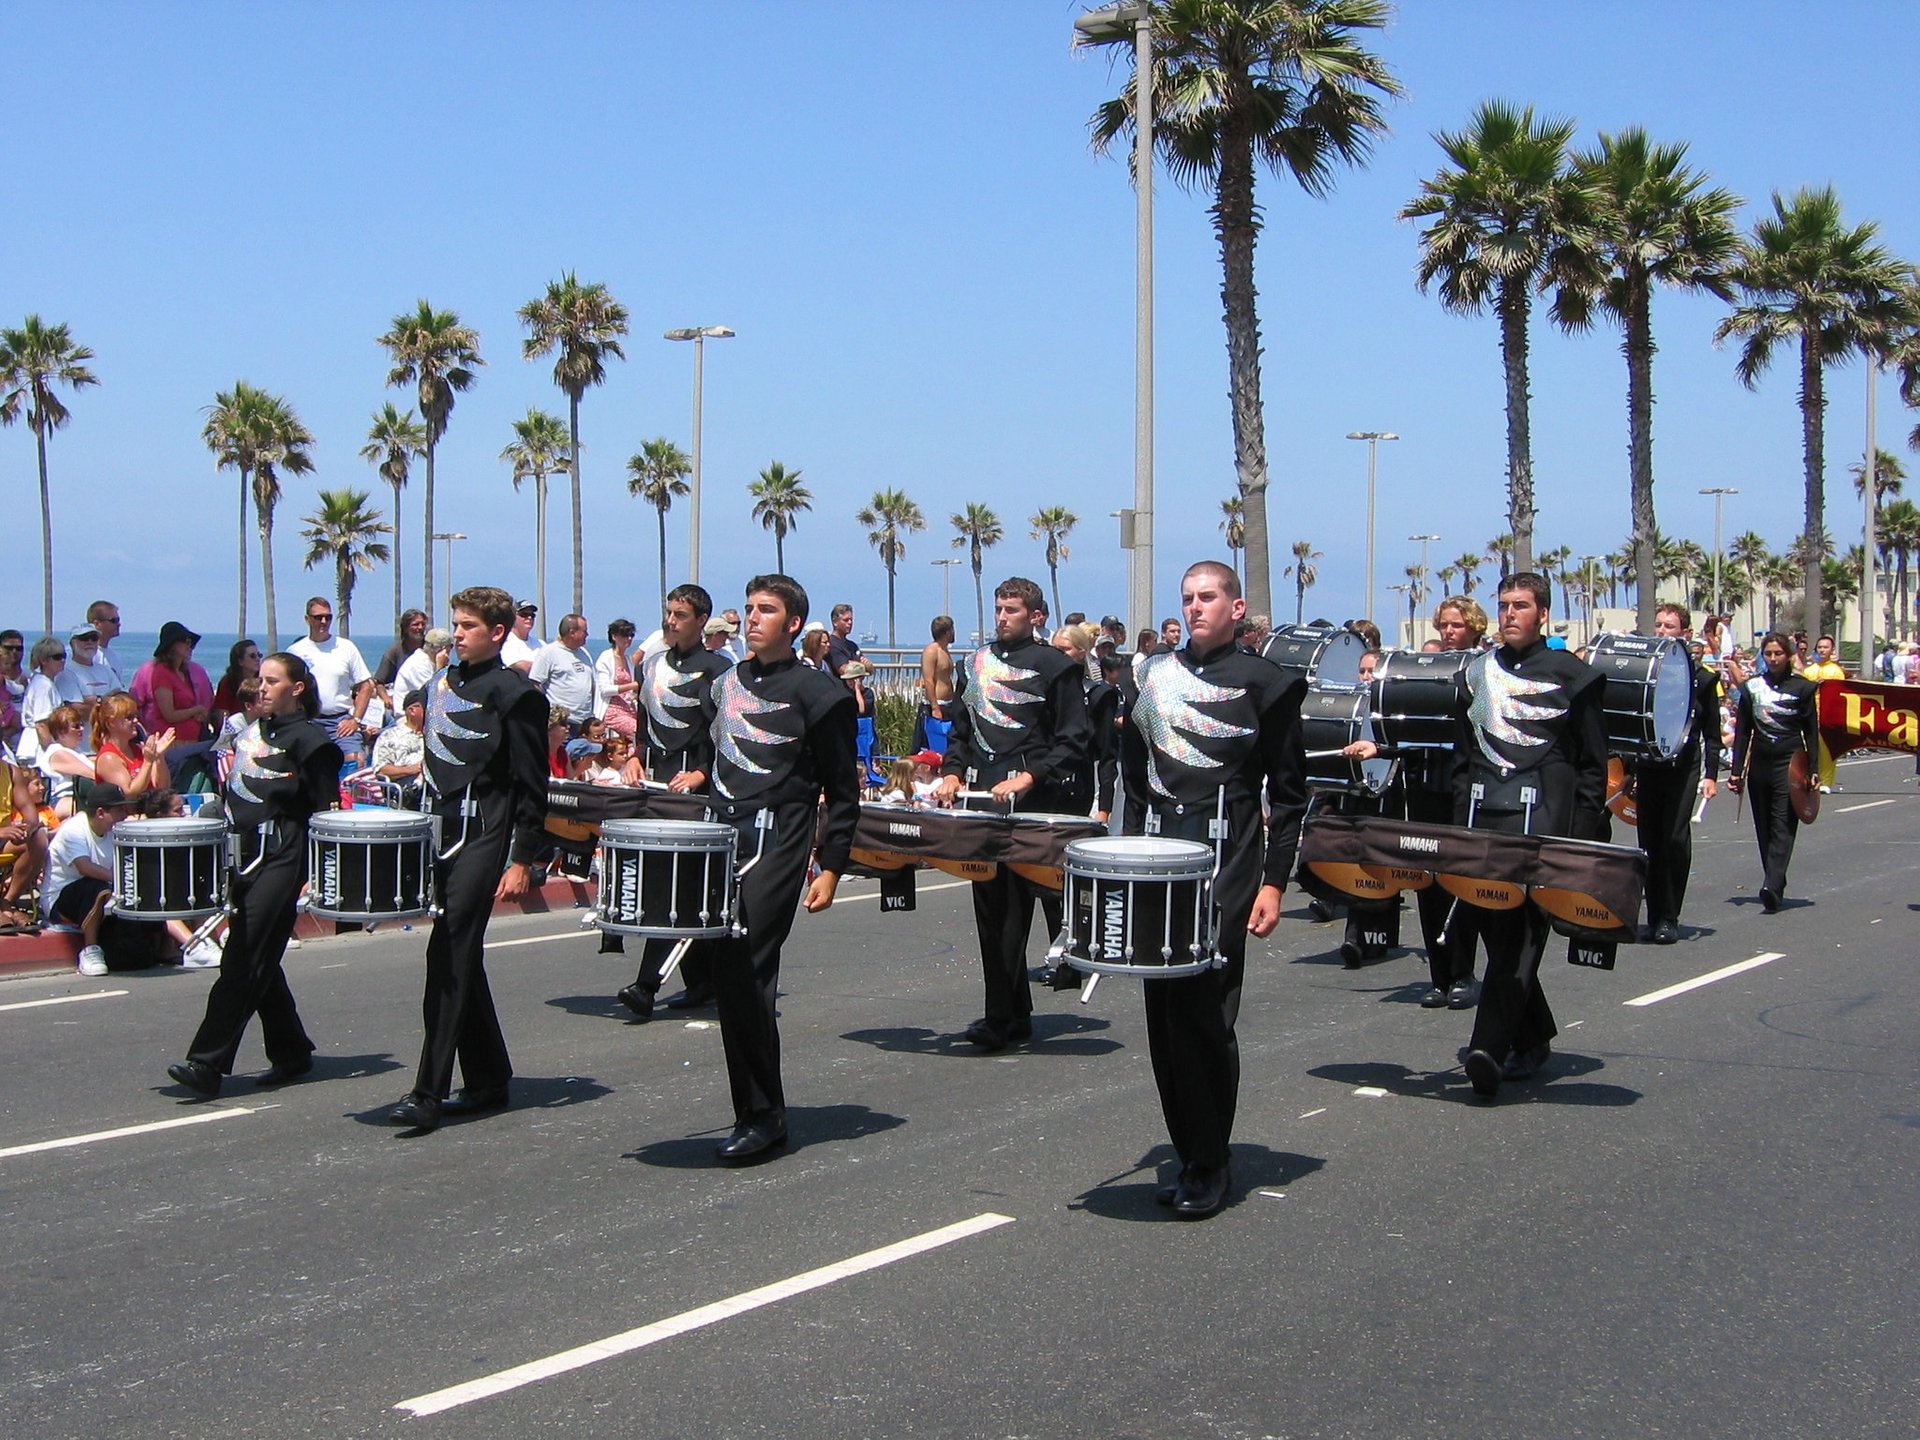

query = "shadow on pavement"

[
  {"left": 344, "top": 1073, "right": 612, "bottom": 1127},
  {"left": 1309, "top": 1054, "right": 1641, "bottom": 1108},
  {"left": 1070, "top": 1142, "right": 1328, "bottom": 1222},
  {"left": 840, "top": 1013, "right": 1120, "bottom": 1059},
  {"left": 625, "top": 1102, "right": 906, "bottom": 1169}
]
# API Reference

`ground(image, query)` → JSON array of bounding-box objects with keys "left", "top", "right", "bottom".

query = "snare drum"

[
  {"left": 596, "top": 819, "right": 738, "bottom": 938},
  {"left": 1262, "top": 624, "right": 1368, "bottom": 687},
  {"left": 1372, "top": 649, "right": 1472, "bottom": 750},
  {"left": 307, "top": 809, "right": 435, "bottom": 922},
  {"left": 110, "top": 817, "right": 227, "bottom": 920},
  {"left": 1587, "top": 633, "right": 1695, "bottom": 760},
  {"left": 1060, "top": 836, "right": 1217, "bottom": 978},
  {"left": 1299, "top": 684, "right": 1398, "bottom": 796},
  {"left": 849, "top": 804, "right": 1002, "bottom": 881}
]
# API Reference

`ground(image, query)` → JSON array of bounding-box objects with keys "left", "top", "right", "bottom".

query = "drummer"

[
  {"left": 607, "top": 582, "right": 732, "bottom": 1016},
  {"left": 1636, "top": 604, "right": 1722, "bottom": 942},
  {"left": 1727, "top": 632, "right": 1819, "bottom": 913},
  {"left": 1121, "top": 560, "right": 1306, "bottom": 1218},
  {"left": 167, "top": 652, "right": 342, "bottom": 1100}
]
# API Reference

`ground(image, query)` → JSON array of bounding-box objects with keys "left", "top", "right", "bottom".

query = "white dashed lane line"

[{"left": 1624, "top": 952, "right": 1785, "bottom": 1007}]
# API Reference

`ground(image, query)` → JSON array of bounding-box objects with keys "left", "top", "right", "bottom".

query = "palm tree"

[
  {"left": 248, "top": 392, "right": 316, "bottom": 650},
  {"left": 1218, "top": 496, "right": 1246, "bottom": 582},
  {"left": 1848, "top": 446, "right": 1908, "bottom": 511},
  {"left": 1453, "top": 551, "right": 1484, "bottom": 596},
  {"left": 1760, "top": 552, "right": 1800, "bottom": 633},
  {"left": 1031, "top": 505, "right": 1079, "bottom": 619},
  {"left": 626, "top": 439, "right": 693, "bottom": 614},
  {"left": 1402, "top": 101, "right": 1589, "bottom": 574},
  {"left": 1557, "top": 128, "right": 1742, "bottom": 632},
  {"left": 1727, "top": 529, "right": 1771, "bottom": 639},
  {"left": 1085, "top": 0, "right": 1401, "bottom": 619},
  {"left": 377, "top": 302, "right": 483, "bottom": 615},
  {"left": 519, "top": 273, "right": 629, "bottom": 613},
  {"left": 951, "top": 503, "right": 1005, "bottom": 645},
  {"left": 205, "top": 382, "right": 267, "bottom": 635},
  {"left": 748, "top": 461, "right": 813, "bottom": 572},
  {"left": 1605, "top": 540, "right": 1638, "bottom": 610},
  {"left": 1485, "top": 533, "right": 1517, "bottom": 579},
  {"left": 0, "top": 315, "right": 99, "bottom": 631},
  {"left": 359, "top": 403, "right": 426, "bottom": 634},
  {"left": 855, "top": 489, "right": 927, "bottom": 645},
  {"left": 500, "top": 408, "right": 572, "bottom": 627},
  {"left": 1879, "top": 499, "right": 1920, "bottom": 641},
  {"left": 1436, "top": 563, "right": 1458, "bottom": 598},
  {"left": 1283, "top": 539, "right": 1321, "bottom": 624},
  {"left": 300, "top": 489, "right": 392, "bottom": 637},
  {"left": 1717, "top": 187, "right": 1912, "bottom": 639}
]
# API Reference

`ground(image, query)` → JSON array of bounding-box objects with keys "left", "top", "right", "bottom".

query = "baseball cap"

[
  {"left": 563, "top": 738, "right": 602, "bottom": 760},
  {"left": 69, "top": 623, "right": 101, "bottom": 641},
  {"left": 906, "top": 750, "right": 943, "bottom": 767},
  {"left": 516, "top": 599, "right": 538, "bottom": 615},
  {"left": 703, "top": 616, "right": 738, "bottom": 636}
]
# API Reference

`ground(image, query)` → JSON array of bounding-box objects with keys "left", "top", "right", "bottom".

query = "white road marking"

[
  {"left": 0, "top": 1106, "right": 258, "bottom": 1159},
  {"left": 1837, "top": 752, "right": 1910, "bottom": 765},
  {"left": 0, "top": 989, "right": 127, "bottom": 1014},
  {"left": 395, "top": 1211, "right": 1016, "bottom": 1417},
  {"left": 1625, "top": 952, "right": 1785, "bottom": 1007},
  {"left": 1836, "top": 799, "right": 1897, "bottom": 814},
  {"left": 1352, "top": 1086, "right": 1387, "bottom": 1098},
  {"left": 1297, "top": 1107, "right": 1326, "bottom": 1120}
]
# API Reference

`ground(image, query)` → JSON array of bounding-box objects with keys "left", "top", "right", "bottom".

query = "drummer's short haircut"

[
  {"left": 667, "top": 584, "right": 713, "bottom": 618},
  {"left": 1434, "top": 596, "right": 1488, "bottom": 636},
  {"left": 450, "top": 586, "right": 515, "bottom": 630},
  {"left": 931, "top": 615, "right": 954, "bottom": 642},
  {"left": 1497, "top": 571, "right": 1551, "bottom": 608},
  {"left": 746, "top": 573, "right": 809, "bottom": 625},
  {"left": 1656, "top": 601, "right": 1691, "bottom": 629},
  {"left": 1183, "top": 559, "right": 1240, "bottom": 599},
  {"left": 993, "top": 577, "right": 1045, "bottom": 613}
]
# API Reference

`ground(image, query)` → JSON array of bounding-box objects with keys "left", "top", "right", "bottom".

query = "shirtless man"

[{"left": 914, "top": 615, "right": 957, "bottom": 753}]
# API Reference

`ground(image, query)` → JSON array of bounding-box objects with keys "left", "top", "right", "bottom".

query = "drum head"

[
  {"left": 1591, "top": 633, "right": 1695, "bottom": 759},
  {"left": 309, "top": 809, "right": 433, "bottom": 841},
  {"left": 110, "top": 816, "right": 225, "bottom": 845},
  {"left": 1065, "top": 835, "right": 1212, "bottom": 879}
]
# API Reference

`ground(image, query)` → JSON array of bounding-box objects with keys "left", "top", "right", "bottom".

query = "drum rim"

[
  {"left": 601, "top": 818, "right": 736, "bottom": 843},
  {"left": 110, "top": 816, "right": 226, "bottom": 841},
  {"left": 1065, "top": 835, "right": 1213, "bottom": 878},
  {"left": 307, "top": 810, "right": 435, "bottom": 837}
]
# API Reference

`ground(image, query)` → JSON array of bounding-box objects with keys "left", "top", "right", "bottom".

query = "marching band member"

[
  {"left": 167, "top": 653, "right": 341, "bottom": 1099},
  {"left": 700, "top": 574, "right": 860, "bottom": 1164},
  {"left": 388, "top": 587, "right": 549, "bottom": 1132},
  {"left": 934, "top": 577, "right": 1090, "bottom": 1050},
  {"left": 1637, "top": 604, "right": 1722, "bottom": 942},
  {"left": 1728, "top": 632, "right": 1819, "bottom": 914},
  {"left": 1122, "top": 561, "right": 1306, "bottom": 1218},
  {"left": 1456, "top": 573, "right": 1606, "bottom": 1100}
]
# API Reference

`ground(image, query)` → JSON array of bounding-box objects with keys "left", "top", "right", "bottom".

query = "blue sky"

[{"left": 5, "top": 1, "right": 1917, "bottom": 646}]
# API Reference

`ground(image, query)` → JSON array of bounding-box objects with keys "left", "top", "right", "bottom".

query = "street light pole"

[
  {"left": 1862, "top": 356, "right": 1879, "bottom": 671},
  {"left": 430, "top": 531, "right": 466, "bottom": 624},
  {"left": 664, "top": 325, "right": 735, "bottom": 586},
  {"left": 1347, "top": 431, "right": 1398, "bottom": 625},
  {"left": 1698, "top": 487, "right": 1737, "bottom": 621},
  {"left": 931, "top": 557, "right": 962, "bottom": 617}
]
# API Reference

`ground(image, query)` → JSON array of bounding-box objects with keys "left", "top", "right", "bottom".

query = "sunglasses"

[{"left": 308, "top": 613, "right": 333, "bottom": 623}]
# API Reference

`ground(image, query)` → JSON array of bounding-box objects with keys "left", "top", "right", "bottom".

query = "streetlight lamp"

[
  {"left": 1073, "top": 2, "right": 1154, "bottom": 635},
  {"left": 1698, "top": 486, "right": 1737, "bottom": 621},
  {"left": 1861, "top": 356, "right": 1880, "bottom": 671},
  {"left": 1409, "top": 531, "right": 1439, "bottom": 612},
  {"left": 1346, "top": 431, "right": 1398, "bottom": 624},
  {"left": 931, "top": 557, "right": 963, "bottom": 617},
  {"left": 430, "top": 532, "right": 467, "bottom": 624},
  {"left": 664, "top": 325, "right": 735, "bottom": 586}
]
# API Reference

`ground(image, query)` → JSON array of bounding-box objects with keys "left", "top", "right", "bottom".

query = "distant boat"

[{"left": 858, "top": 631, "right": 879, "bottom": 644}]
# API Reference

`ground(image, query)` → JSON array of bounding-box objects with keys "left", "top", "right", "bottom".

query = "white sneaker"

[
  {"left": 76, "top": 945, "right": 109, "bottom": 977},
  {"left": 184, "top": 941, "right": 222, "bottom": 969}
]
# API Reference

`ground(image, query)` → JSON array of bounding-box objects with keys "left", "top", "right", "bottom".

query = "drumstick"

[
  {"left": 655, "top": 937, "right": 694, "bottom": 987},
  {"left": 1078, "top": 971, "right": 1100, "bottom": 1005}
]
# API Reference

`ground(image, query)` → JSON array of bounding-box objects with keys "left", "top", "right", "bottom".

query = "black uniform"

[
  {"left": 1453, "top": 641, "right": 1607, "bottom": 1080},
  {"left": 707, "top": 655, "right": 860, "bottom": 1133},
  {"left": 185, "top": 712, "right": 341, "bottom": 1075},
  {"left": 1404, "top": 749, "right": 1479, "bottom": 989},
  {"left": 414, "top": 657, "right": 548, "bottom": 1101},
  {"left": 1122, "top": 643, "right": 1307, "bottom": 1183},
  {"left": 940, "top": 634, "right": 1091, "bottom": 1035},
  {"left": 1635, "top": 659, "right": 1724, "bottom": 933},
  {"left": 1730, "top": 667, "right": 1818, "bottom": 904}
]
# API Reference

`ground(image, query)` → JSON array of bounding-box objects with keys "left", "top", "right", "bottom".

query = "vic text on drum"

[
  {"left": 1122, "top": 561, "right": 1307, "bottom": 1219},
  {"left": 387, "top": 587, "right": 550, "bottom": 1132},
  {"left": 933, "top": 577, "right": 1092, "bottom": 1050},
  {"left": 1635, "top": 605, "right": 1722, "bottom": 942},
  {"left": 701, "top": 574, "right": 861, "bottom": 1165},
  {"left": 1455, "top": 574, "right": 1607, "bottom": 1099},
  {"left": 169, "top": 653, "right": 342, "bottom": 1100},
  {"left": 1727, "top": 632, "right": 1819, "bottom": 913}
]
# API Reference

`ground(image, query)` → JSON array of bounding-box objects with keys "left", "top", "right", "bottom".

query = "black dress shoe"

[
  {"left": 1339, "top": 940, "right": 1363, "bottom": 970},
  {"left": 1047, "top": 963, "right": 1081, "bottom": 991},
  {"left": 387, "top": 1093, "right": 442, "bottom": 1130},
  {"left": 665, "top": 982, "right": 716, "bottom": 1010},
  {"left": 443, "top": 1084, "right": 510, "bottom": 1116},
  {"left": 167, "top": 1059, "right": 221, "bottom": 1098},
  {"left": 716, "top": 1121, "right": 787, "bottom": 1165},
  {"left": 1446, "top": 979, "right": 1478, "bottom": 1010},
  {"left": 255, "top": 1055, "right": 314, "bottom": 1087},
  {"left": 1155, "top": 1180, "right": 1182, "bottom": 1207},
  {"left": 1173, "top": 1164, "right": 1231, "bottom": 1220},
  {"left": 964, "top": 1018, "right": 1009, "bottom": 1050},
  {"left": 1007, "top": 1017, "right": 1033, "bottom": 1042},
  {"left": 1419, "top": 985, "right": 1448, "bottom": 1009},
  {"left": 1759, "top": 887, "right": 1781, "bottom": 914},
  {"left": 616, "top": 983, "right": 656, "bottom": 1019},
  {"left": 1463, "top": 1049, "right": 1501, "bottom": 1097},
  {"left": 1652, "top": 920, "right": 1679, "bottom": 945},
  {"left": 1502, "top": 1043, "right": 1551, "bottom": 1081}
]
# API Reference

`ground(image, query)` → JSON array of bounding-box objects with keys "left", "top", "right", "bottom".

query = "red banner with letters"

[{"left": 1817, "top": 678, "right": 1920, "bottom": 758}]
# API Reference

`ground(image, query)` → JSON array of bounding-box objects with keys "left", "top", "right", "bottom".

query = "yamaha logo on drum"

[
  {"left": 617, "top": 854, "right": 640, "bottom": 922},
  {"left": 1101, "top": 889, "right": 1127, "bottom": 958},
  {"left": 319, "top": 844, "right": 341, "bottom": 907},
  {"left": 887, "top": 822, "right": 922, "bottom": 838},
  {"left": 119, "top": 851, "right": 136, "bottom": 901},
  {"left": 1397, "top": 834, "right": 1440, "bottom": 853}
]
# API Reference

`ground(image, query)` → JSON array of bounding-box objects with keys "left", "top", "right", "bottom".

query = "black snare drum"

[
  {"left": 1587, "top": 633, "right": 1695, "bottom": 760},
  {"left": 110, "top": 817, "right": 227, "bottom": 920},
  {"left": 596, "top": 819, "right": 737, "bottom": 938},
  {"left": 1300, "top": 684, "right": 1398, "bottom": 796},
  {"left": 1262, "top": 624, "right": 1368, "bottom": 688},
  {"left": 1372, "top": 649, "right": 1472, "bottom": 750},
  {"left": 307, "top": 810, "right": 434, "bottom": 922},
  {"left": 1060, "top": 836, "right": 1217, "bottom": 978}
]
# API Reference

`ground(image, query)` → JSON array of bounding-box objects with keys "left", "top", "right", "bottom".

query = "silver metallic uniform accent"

[
  {"left": 641, "top": 650, "right": 704, "bottom": 741},
  {"left": 1466, "top": 651, "right": 1563, "bottom": 773},
  {"left": 1131, "top": 651, "right": 1254, "bottom": 798},
  {"left": 423, "top": 666, "right": 488, "bottom": 766},
  {"left": 227, "top": 721, "right": 291, "bottom": 806},
  {"left": 1744, "top": 674, "right": 1799, "bottom": 738},
  {"left": 964, "top": 647, "right": 1042, "bottom": 754},
  {"left": 713, "top": 667, "right": 793, "bottom": 780}
]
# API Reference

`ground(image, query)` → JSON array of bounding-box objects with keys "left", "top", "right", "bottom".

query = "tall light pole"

[
  {"left": 664, "top": 325, "right": 735, "bottom": 586},
  {"left": 1698, "top": 486, "right": 1737, "bottom": 621},
  {"left": 1347, "top": 431, "right": 1398, "bottom": 624},
  {"left": 931, "top": 557, "right": 962, "bottom": 617},
  {"left": 1409, "top": 532, "right": 1439, "bottom": 615},
  {"left": 1861, "top": 356, "right": 1879, "bottom": 671},
  {"left": 430, "top": 531, "right": 466, "bottom": 624},
  {"left": 1073, "top": 2, "right": 1154, "bottom": 634}
]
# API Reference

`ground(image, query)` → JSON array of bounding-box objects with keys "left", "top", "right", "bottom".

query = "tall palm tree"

[
  {"left": 1878, "top": 498, "right": 1920, "bottom": 641},
  {"left": 248, "top": 392, "right": 317, "bottom": 650},
  {"left": 1086, "top": 0, "right": 1402, "bottom": 618},
  {"left": 377, "top": 302, "right": 483, "bottom": 616},
  {"left": 1605, "top": 540, "right": 1638, "bottom": 610},
  {"left": 519, "top": 274, "right": 628, "bottom": 614},
  {"left": 951, "top": 502, "right": 1005, "bottom": 645},
  {"left": 1727, "top": 529, "right": 1771, "bottom": 638},
  {"left": 1402, "top": 101, "right": 1589, "bottom": 574},
  {"left": 626, "top": 439, "right": 692, "bottom": 614},
  {"left": 359, "top": 402, "right": 426, "bottom": 633},
  {"left": 300, "top": 489, "right": 392, "bottom": 638},
  {"left": 0, "top": 316, "right": 99, "bottom": 631},
  {"left": 1217, "top": 496, "right": 1246, "bottom": 582},
  {"left": 1557, "top": 128, "right": 1742, "bottom": 632},
  {"left": 1030, "top": 505, "right": 1079, "bottom": 619},
  {"left": 748, "top": 461, "right": 812, "bottom": 572},
  {"left": 205, "top": 382, "right": 267, "bottom": 635},
  {"left": 1453, "top": 550, "right": 1484, "bottom": 596},
  {"left": 1283, "top": 539, "right": 1321, "bottom": 624},
  {"left": 1436, "top": 563, "right": 1458, "bottom": 597},
  {"left": 1717, "top": 186, "right": 1912, "bottom": 638},
  {"left": 1485, "top": 533, "right": 1517, "bottom": 578},
  {"left": 500, "top": 408, "right": 572, "bottom": 628},
  {"left": 1850, "top": 446, "right": 1908, "bottom": 507},
  {"left": 856, "top": 489, "right": 926, "bottom": 645}
]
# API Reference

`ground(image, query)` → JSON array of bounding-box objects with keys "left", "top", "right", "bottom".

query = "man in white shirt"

[
  {"left": 500, "top": 600, "right": 540, "bottom": 673},
  {"left": 66, "top": 623, "right": 118, "bottom": 704},
  {"left": 86, "top": 599, "right": 126, "bottom": 687},
  {"left": 288, "top": 595, "right": 373, "bottom": 764},
  {"left": 42, "top": 783, "right": 139, "bottom": 975},
  {"left": 394, "top": 627, "right": 450, "bottom": 701},
  {"left": 530, "top": 613, "right": 598, "bottom": 731}
]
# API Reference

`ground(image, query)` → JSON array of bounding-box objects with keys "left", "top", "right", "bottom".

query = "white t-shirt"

[
  {"left": 67, "top": 654, "right": 118, "bottom": 702},
  {"left": 44, "top": 814, "right": 110, "bottom": 916},
  {"left": 288, "top": 635, "right": 372, "bottom": 718},
  {"left": 18, "top": 671, "right": 80, "bottom": 762},
  {"left": 393, "top": 648, "right": 439, "bottom": 702},
  {"left": 95, "top": 641, "right": 126, "bottom": 688},
  {"left": 530, "top": 642, "right": 597, "bottom": 721},
  {"left": 501, "top": 633, "right": 538, "bottom": 671}
]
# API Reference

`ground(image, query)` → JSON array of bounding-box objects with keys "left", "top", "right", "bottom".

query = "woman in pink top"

[{"left": 132, "top": 621, "right": 214, "bottom": 744}]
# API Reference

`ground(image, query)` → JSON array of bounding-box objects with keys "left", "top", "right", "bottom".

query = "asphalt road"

[{"left": 3, "top": 753, "right": 1917, "bottom": 1439}]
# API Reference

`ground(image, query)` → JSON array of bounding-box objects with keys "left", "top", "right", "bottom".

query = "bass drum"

[
  {"left": 1371, "top": 649, "right": 1472, "bottom": 750},
  {"left": 1299, "top": 685, "right": 1398, "bottom": 796},
  {"left": 1587, "top": 633, "right": 1695, "bottom": 760},
  {"left": 1262, "top": 624, "right": 1367, "bottom": 688}
]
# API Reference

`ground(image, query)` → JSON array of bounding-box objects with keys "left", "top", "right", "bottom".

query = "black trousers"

[
  {"left": 1465, "top": 809, "right": 1555, "bottom": 1064},
  {"left": 1747, "top": 751, "right": 1800, "bottom": 897},
  {"left": 414, "top": 811, "right": 513, "bottom": 1099},
  {"left": 969, "top": 867, "right": 1040, "bottom": 1028},
  {"left": 1636, "top": 748, "right": 1701, "bottom": 927},
  {"left": 1406, "top": 787, "right": 1477, "bottom": 987},
  {"left": 187, "top": 846, "right": 313, "bottom": 1074},
  {"left": 633, "top": 938, "right": 712, "bottom": 994},
  {"left": 711, "top": 802, "right": 815, "bottom": 1129}
]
